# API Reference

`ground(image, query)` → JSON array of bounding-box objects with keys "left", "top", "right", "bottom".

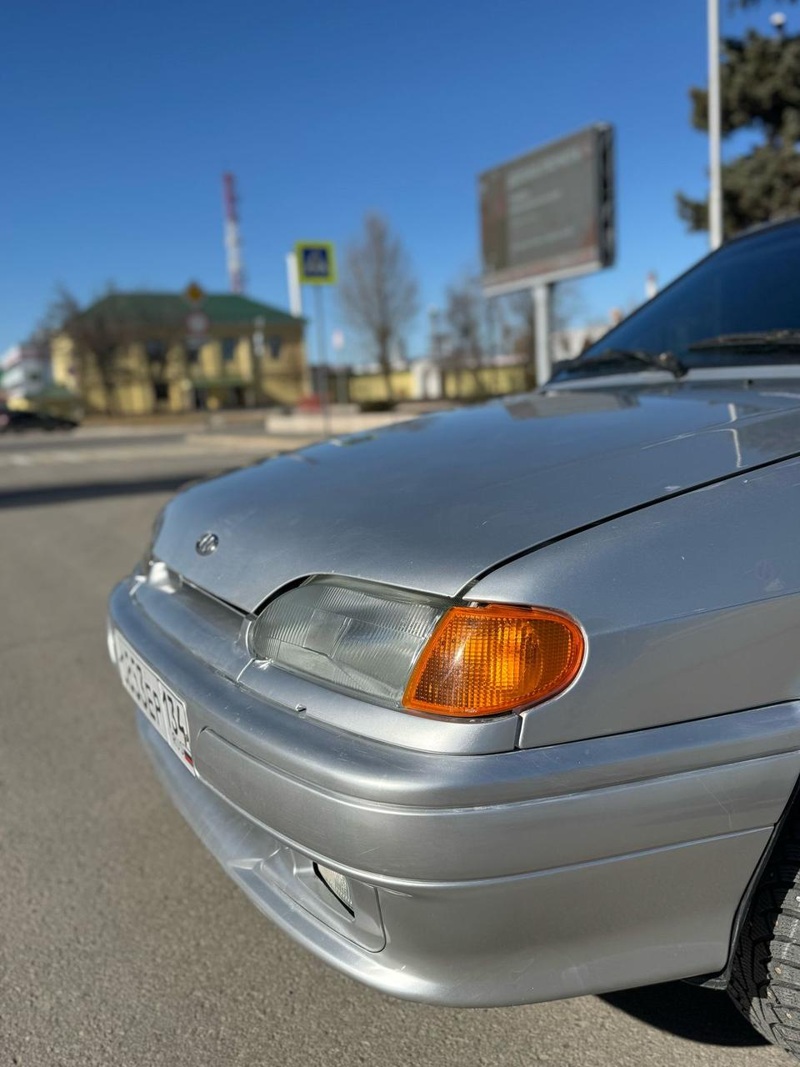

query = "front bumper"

[{"left": 109, "top": 580, "right": 800, "bottom": 1006}]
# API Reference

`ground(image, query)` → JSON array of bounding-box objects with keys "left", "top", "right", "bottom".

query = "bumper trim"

[
  {"left": 139, "top": 715, "right": 776, "bottom": 1007},
  {"left": 195, "top": 723, "right": 800, "bottom": 882}
]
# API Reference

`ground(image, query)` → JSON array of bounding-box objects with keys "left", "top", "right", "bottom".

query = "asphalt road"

[{"left": 0, "top": 428, "right": 791, "bottom": 1067}]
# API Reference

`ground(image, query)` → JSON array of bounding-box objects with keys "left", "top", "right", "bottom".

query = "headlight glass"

[{"left": 250, "top": 577, "right": 446, "bottom": 704}]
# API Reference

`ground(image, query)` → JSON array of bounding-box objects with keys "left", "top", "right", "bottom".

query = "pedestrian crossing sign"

[{"left": 295, "top": 242, "right": 337, "bottom": 285}]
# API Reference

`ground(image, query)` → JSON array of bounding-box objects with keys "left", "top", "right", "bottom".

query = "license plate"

[{"left": 114, "top": 630, "right": 195, "bottom": 774}]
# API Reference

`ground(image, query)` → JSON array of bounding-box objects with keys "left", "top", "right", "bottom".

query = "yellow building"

[
  {"left": 347, "top": 362, "right": 530, "bottom": 405},
  {"left": 51, "top": 290, "right": 308, "bottom": 415}
]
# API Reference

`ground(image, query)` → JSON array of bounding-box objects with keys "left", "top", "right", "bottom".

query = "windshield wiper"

[
  {"left": 689, "top": 330, "right": 800, "bottom": 351},
  {"left": 565, "top": 347, "right": 687, "bottom": 380}
]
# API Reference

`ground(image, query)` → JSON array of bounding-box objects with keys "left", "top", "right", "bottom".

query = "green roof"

[{"left": 77, "top": 291, "right": 302, "bottom": 329}]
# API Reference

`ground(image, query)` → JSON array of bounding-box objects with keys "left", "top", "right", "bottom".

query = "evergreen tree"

[{"left": 678, "top": 28, "right": 800, "bottom": 236}]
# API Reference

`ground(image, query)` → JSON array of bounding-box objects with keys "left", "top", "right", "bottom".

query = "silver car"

[{"left": 109, "top": 217, "right": 800, "bottom": 1059}]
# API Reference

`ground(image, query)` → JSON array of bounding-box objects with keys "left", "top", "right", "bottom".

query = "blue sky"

[{"left": 0, "top": 0, "right": 781, "bottom": 361}]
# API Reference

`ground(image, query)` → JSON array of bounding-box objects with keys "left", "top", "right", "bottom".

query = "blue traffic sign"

[{"left": 295, "top": 241, "right": 337, "bottom": 285}]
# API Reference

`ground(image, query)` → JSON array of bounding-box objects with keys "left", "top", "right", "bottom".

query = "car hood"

[{"left": 154, "top": 384, "right": 800, "bottom": 612}]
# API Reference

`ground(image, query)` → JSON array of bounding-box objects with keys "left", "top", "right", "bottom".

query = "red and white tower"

[{"left": 222, "top": 172, "right": 245, "bottom": 294}]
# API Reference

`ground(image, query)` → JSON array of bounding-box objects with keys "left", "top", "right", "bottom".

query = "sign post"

[
  {"left": 295, "top": 242, "right": 338, "bottom": 437},
  {"left": 183, "top": 282, "right": 209, "bottom": 359},
  {"left": 479, "top": 124, "right": 615, "bottom": 384},
  {"left": 331, "top": 329, "right": 347, "bottom": 403}
]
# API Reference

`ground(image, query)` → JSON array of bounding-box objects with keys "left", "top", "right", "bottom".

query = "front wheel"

[{"left": 729, "top": 814, "right": 800, "bottom": 1058}]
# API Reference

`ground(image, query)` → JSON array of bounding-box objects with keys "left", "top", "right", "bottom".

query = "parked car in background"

[
  {"left": 0, "top": 406, "right": 79, "bottom": 432},
  {"left": 110, "top": 217, "right": 800, "bottom": 1060}
]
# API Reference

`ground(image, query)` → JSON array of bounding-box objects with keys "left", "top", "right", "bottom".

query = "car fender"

[{"left": 468, "top": 453, "right": 800, "bottom": 750}]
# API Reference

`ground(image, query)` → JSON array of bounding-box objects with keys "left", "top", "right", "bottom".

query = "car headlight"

[
  {"left": 141, "top": 505, "right": 167, "bottom": 569},
  {"left": 250, "top": 577, "right": 585, "bottom": 718},
  {"left": 251, "top": 577, "right": 445, "bottom": 704}
]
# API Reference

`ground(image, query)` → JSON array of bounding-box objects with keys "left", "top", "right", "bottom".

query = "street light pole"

[
  {"left": 708, "top": 0, "right": 724, "bottom": 250},
  {"left": 770, "top": 11, "right": 787, "bottom": 39}
]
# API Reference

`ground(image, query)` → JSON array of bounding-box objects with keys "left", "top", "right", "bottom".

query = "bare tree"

[
  {"left": 506, "top": 283, "right": 584, "bottom": 387},
  {"left": 38, "top": 283, "right": 140, "bottom": 415},
  {"left": 505, "top": 291, "right": 537, "bottom": 389},
  {"left": 339, "top": 214, "right": 419, "bottom": 399},
  {"left": 30, "top": 286, "right": 78, "bottom": 345},
  {"left": 445, "top": 275, "right": 487, "bottom": 361},
  {"left": 444, "top": 274, "right": 492, "bottom": 397},
  {"left": 436, "top": 272, "right": 584, "bottom": 391}
]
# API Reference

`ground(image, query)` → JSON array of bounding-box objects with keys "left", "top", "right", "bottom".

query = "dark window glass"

[
  {"left": 221, "top": 338, "right": 236, "bottom": 362},
  {"left": 146, "top": 340, "right": 166, "bottom": 364},
  {"left": 565, "top": 223, "right": 800, "bottom": 375}
]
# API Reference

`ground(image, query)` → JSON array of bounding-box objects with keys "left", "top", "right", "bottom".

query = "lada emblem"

[{"left": 195, "top": 531, "right": 219, "bottom": 556}]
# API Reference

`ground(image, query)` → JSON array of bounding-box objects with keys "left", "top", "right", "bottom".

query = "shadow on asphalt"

[
  {"left": 0, "top": 472, "right": 230, "bottom": 509},
  {"left": 600, "top": 981, "right": 766, "bottom": 1047}
]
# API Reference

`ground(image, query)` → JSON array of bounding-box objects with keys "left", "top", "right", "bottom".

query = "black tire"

[{"left": 729, "top": 812, "right": 800, "bottom": 1057}]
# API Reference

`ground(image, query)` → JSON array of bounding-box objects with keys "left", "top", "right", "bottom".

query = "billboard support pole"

[{"left": 533, "top": 283, "right": 552, "bottom": 387}]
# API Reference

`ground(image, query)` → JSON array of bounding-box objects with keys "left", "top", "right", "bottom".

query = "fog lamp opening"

[{"left": 314, "top": 863, "right": 355, "bottom": 915}]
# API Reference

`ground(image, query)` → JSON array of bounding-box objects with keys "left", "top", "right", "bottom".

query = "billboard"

[{"left": 480, "top": 124, "right": 615, "bottom": 295}]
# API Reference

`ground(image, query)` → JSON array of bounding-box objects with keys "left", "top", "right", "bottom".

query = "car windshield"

[{"left": 553, "top": 222, "right": 800, "bottom": 380}]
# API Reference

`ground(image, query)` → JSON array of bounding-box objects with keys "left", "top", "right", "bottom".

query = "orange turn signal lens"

[{"left": 403, "top": 604, "right": 584, "bottom": 718}]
